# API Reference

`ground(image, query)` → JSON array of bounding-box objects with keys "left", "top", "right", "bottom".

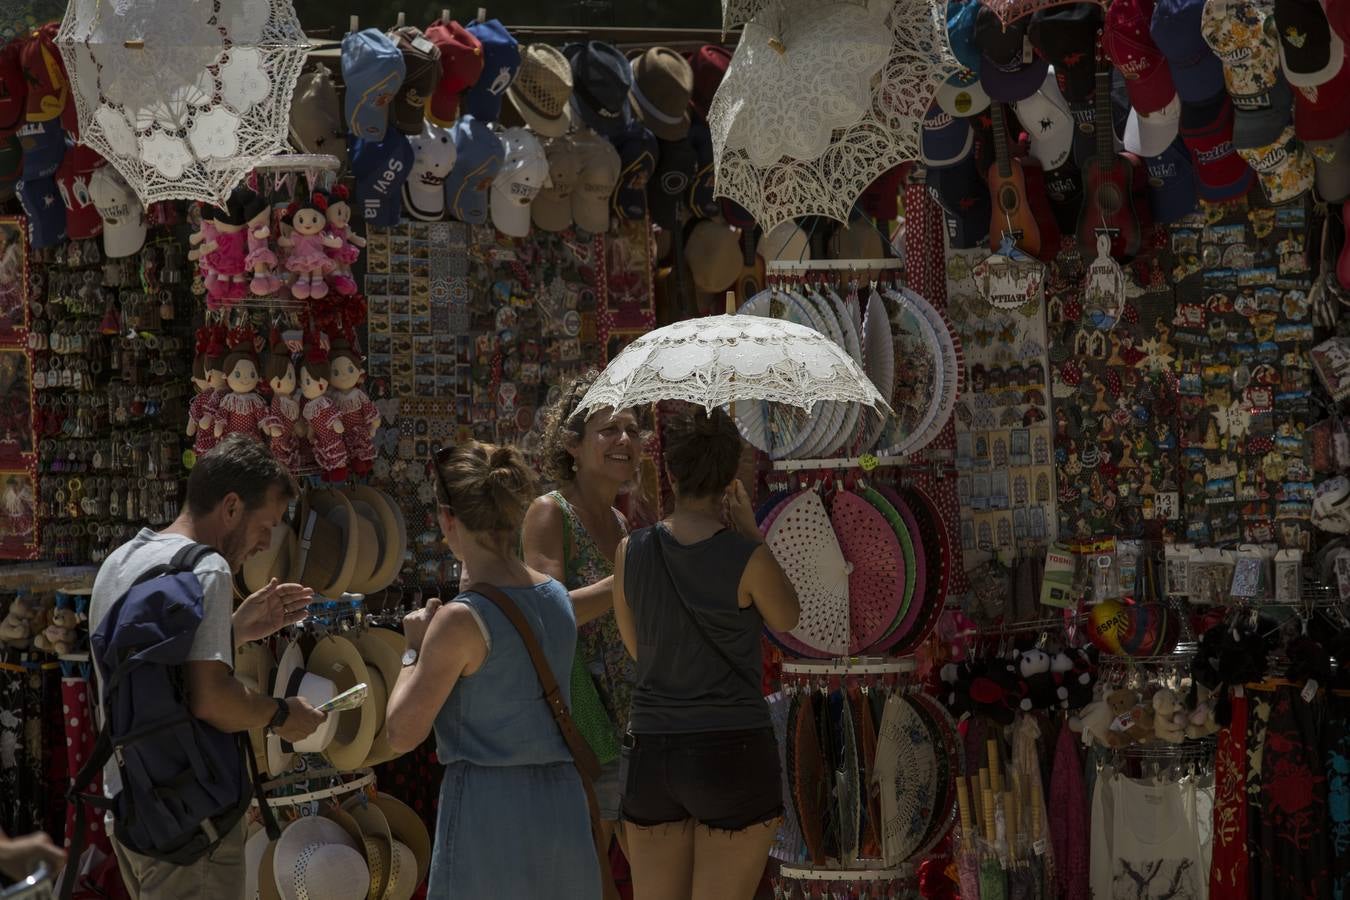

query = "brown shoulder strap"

[{"left": 467, "top": 582, "right": 602, "bottom": 781}]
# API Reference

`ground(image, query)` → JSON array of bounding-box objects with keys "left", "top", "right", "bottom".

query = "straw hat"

[
  {"left": 243, "top": 827, "right": 271, "bottom": 900},
  {"left": 324, "top": 806, "right": 387, "bottom": 900},
  {"left": 290, "top": 489, "right": 359, "bottom": 598},
  {"left": 353, "top": 627, "right": 407, "bottom": 768},
  {"left": 757, "top": 220, "right": 811, "bottom": 263},
  {"left": 308, "top": 636, "right": 378, "bottom": 771},
  {"left": 830, "top": 218, "right": 886, "bottom": 261},
  {"left": 369, "top": 793, "right": 431, "bottom": 892},
  {"left": 344, "top": 486, "right": 407, "bottom": 595},
  {"left": 242, "top": 521, "right": 297, "bottom": 595},
  {"left": 266, "top": 639, "right": 340, "bottom": 776},
  {"left": 259, "top": 836, "right": 282, "bottom": 900},
  {"left": 273, "top": 816, "right": 370, "bottom": 900},
  {"left": 685, "top": 220, "right": 742, "bottom": 294},
  {"left": 342, "top": 798, "right": 393, "bottom": 900},
  {"left": 382, "top": 839, "right": 421, "bottom": 900},
  {"left": 235, "top": 642, "right": 274, "bottom": 776}
]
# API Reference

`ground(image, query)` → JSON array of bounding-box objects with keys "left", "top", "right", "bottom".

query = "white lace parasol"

[
  {"left": 721, "top": 0, "right": 871, "bottom": 32},
  {"left": 711, "top": 0, "right": 955, "bottom": 229},
  {"left": 57, "top": 0, "right": 310, "bottom": 206},
  {"left": 573, "top": 314, "right": 891, "bottom": 419}
]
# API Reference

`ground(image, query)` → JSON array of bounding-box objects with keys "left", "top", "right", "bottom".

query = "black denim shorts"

[{"left": 618, "top": 727, "right": 784, "bottom": 831}]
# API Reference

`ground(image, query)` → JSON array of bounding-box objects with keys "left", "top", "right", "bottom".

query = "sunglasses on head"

[{"left": 432, "top": 445, "right": 455, "bottom": 512}]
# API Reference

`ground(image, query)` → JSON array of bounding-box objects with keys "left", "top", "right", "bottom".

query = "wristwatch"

[
  {"left": 266, "top": 697, "right": 290, "bottom": 733},
  {"left": 401, "top": 647, "right": 419, "bottom": 667}
]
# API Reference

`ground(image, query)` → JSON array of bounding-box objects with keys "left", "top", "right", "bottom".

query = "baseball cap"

[
  {"left": 573, "top": 130, "right": 622, "bottom": 234},
  {"left": 351, "top": 129, "right": 415, "bottom": 227},
  {"left": 649, "top": 137, "right": 698, "bottom": 229},
  {"left": 975, "top": 8, "right": 1050, "bottom": 103},
  {"left": 424, "top": 20, "right": 483, "bottom": 126},
  {"left": 1294, "top": 64, "right": 1350, "bottom": 140},
  {"left": 55, "top": 143, "right": 105, "bottom": 240},
  {"left": 688, "top": 118, "right": 719, "bottom": 219},
  {"left": 689, "top": 45, "right": 731, "bottom": 121},
  {"left": 532, "top": 136, "right": 582, "bottom": 232},
  {"left": 1136, "top": 138, "right": 1198, "bottom": 221},
  {"left": 0, "top": 41, "right": 25, "bottom": 135},
  {"left": 937, "top": 2, "right": 991, "bottom": 117},
  {"left": 1124, "top": 94, "right": 1181, "bottom": 156},
  {"left": 1275, "top": 0, "right": 1344, "bottom": 87},
  {"left": 490, "top": 127, "right": 550, "bottom": 237},
  {"left": 630, "top": 47, "right": 694, "bottom": 141},
  {"left": 88, "top": 164, "right": 146, "bottom": 257},
  {"left": 1014, "top": 68, "right": 1074, "bottom": 170},
  {"left": 611, "top": 123, "right": 658, "bottom": 220},
  {"left": 937, "top": 69, "right": 992, "bottom": 117},
  {"left": 402, "top": 120, "right": 456, "bottom": 221},
  {"left": 922, "top": 102, "right": 975, "bottom": 167},
  {"left": 1040, "top": 159, "right": 1084, "bottom": 234},
  {"left": 506, "top": 44, "right": 573, "bottom": 138},
  {"left": 1237, "top": 124, "right": 1315, "bottom": 202},
  {"left": 929, "top": 155, "right": 991, "bottom": 249},
  {"left": 0, "top": 134, "right": 20, "bottom": 203},
  {"left": 1151, "top": 0, "right": 1226, "bottom": 101},
  {"left": 17, "top": 119, "right": 63, "bottom": 180},
  {"left": 566, "top": 42, "right": 634, "bottom": 136},
  {"left": 1179, "top": 92, "right": 1257, "bottom": 200},
  {"left": 387, "top": 26, "right": 441, "bottom": 136},
  {"left": 1029, "top": 4, "right": 1104, "bottom": 102},
  {"left": 342, "top": 29, "right": 405, "bottom": 141},
  {"left": 289, "top": 65, "right": 348, "bottom": 169},
  {"left": 463, "top": 20, "right": 519, "bottom": 123},
  {"left": 1202, "top": 0, "right": 1295, "bottom": 150},
  {"left": 1106, "top": 0, "right": 1178, "bottom": 114},
  {"left": 18, "top": 175, "right": 65, "bottom": 248},
  {"left": 443, "top": 114, "right": 504, "bottom": 225},
  {"left": 1308, "top": 130, "right": 1350, "bottom": 199},
  {"left": 21, "top": 24, "right": 74, "bottom": 135}
]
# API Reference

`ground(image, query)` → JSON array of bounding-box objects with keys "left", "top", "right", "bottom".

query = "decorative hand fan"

[
  {"left": 875, "top": 694, "right": 939, "bottom": 866},
  {"left": 852, "top": 685, "right": 882, "bottom": 858},
  {"left": 830, "top": 491, "right": 905, "bottom": 653},
  {"left": 759, "top": 492, "right": 833, "bottom": 659},
  {"left": 839, "top": 690, "right": 861, "bottom": 865},
  {"left": 766, "top": 491, "right": 851, "bottom": 655},
  {"left": 792, "top": 691, "right": 828, "bottom": 865},
  {"left": 860, "top": 289, "right": 897, "bottom": 452},
  {"left": 817, "top": 288, "right": 865, "bottom": 457},
  {"left": 856, "top": 486, "right": 917, "bottom": 647},
  {"left": 910, "top": 692, "right": 961, "bottom": 857},
  {"left": 768, "top": 692, "right": 807, "bottom": 863}
]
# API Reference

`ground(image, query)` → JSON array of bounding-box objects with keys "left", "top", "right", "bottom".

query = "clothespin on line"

[
  {"left": 396, "top": 12, "right": 406, "bottom": 26},
  {"left": 349, "top": 15, "right": 358, "bottom": 32},
  {"left": 478, "top": 6, "right": 488, "bottom": 21}
]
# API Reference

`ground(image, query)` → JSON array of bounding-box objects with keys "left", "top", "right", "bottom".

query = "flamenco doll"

[
  {"left": 240, "top": 187, "right": 281, "bottom": 296},
  {"left": 299, "top": 343, "right": 348, "bottom": 481},
  {"left": 190, "top": 329, "right": 228, "bottom": 457},
  {"left": 322, "top": 185, "right": 365, "bottom": 296},
  {"left": 327, "top": 340, "right": 379, "bottom": 475},
  {"left": 260, "top": 336, "right": 302, "bottom": 469},
  {"left": 213, "top": 331, "right": 269, "bottom": 441},
  {"left": 279, "top": 194, "right": 342, "bottom": 301}
]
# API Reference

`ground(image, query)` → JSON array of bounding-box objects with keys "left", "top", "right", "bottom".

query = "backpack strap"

[
  {"left": 61, "top": 730, "right": 116, "bottom": 900},
  {"left": 169, "top": 542, "right": 218, "bottom": 574}
]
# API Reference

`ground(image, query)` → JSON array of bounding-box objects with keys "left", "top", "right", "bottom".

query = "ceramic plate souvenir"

[
  {"left": 830, "top": 490, "right": 906, "bottom": 653},
  {"left": 733, "top": 289, "right": 822, "bottom": 459},
  {"left": 766, "top": 491, "right": 851, "bottom": 655}
]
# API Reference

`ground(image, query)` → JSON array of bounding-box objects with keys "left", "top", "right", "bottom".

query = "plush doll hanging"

[
  {"left": 279, "top": 194, "right": 342, "bottom": 300},
  {"left": 196, "top": 192, "right": 250, "bottom": 307},
  {"left": 260, "top": 334, "right": 302, "bottom": 469},
  {"left": 187, "top": 203, "right": 219, "bottom": 295},
  {"left": 240, "top": 187, "right": 281, "bottom": 296},
  {"left": 214, "top": 328, "right": 269, "bottom": 441},
  {"left": 192, "top": 327, "right": 229, "bottom": 456},
  {"left": 327, "top": 339, "right": 379, "bottom": 475},
  {"left": 322, "top": 185, "right": 365, "bottom": 296},
  {"left": 299, "top": 342, "right": 347, "bottom": 481}
]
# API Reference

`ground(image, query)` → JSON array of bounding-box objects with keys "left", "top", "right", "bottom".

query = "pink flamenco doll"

[
  {"left": 322, "top": 185, "right": 365, "bottom": 296},
  {"left": 260, "top": 333, "right": 302, "bottom": 469},
  {"left": 194, "top": 192, "right": 250, "bottom": 307},
  {"left": 186, "top": 205, "right": 219, "bottom": 296},
  {"left": 279, "top": 194, "right": 342, "bottom": 301},
  {"left": 327, "top": 339, "right": 379, "bottom": 475},
  {"left": 190, "top": 327, "right": 229, "bottom": 457},
  {"left": 240, "top": 187, "right": 282, "bottom": 296},
  {"left": 214, "top": 328, "right": 270, "bottom": 441},
  {"left": 299, "top": 342, "right": 348, "bottom": 481}
]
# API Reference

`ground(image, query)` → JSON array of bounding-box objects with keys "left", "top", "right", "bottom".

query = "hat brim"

[
  {"left": 1281, "top": 30, "right": 1346, "bottom": 87},
  {"left": 936, "top": 75, "right": 991, "bottom": 117},
  {"left": 354, "top": 627, "right": 407, "bottom": 768},
  {"left": 980, "top": 57, "right": 1049, "bottom": 103},
  {"left": 242, "top": 521, "right": 295, "bottom": 596},
  {"left": 1124, "top": 106, "right": 1180, "bottom": 158},
  {"left": 273, "top": 816, "right": 363, "bottom": 900},
  {"left": 630, "top": 94, "right": 690, "bottom": 142},
  {"left": 308, "top": 635, "right": 378, "bottom": 771},
  {"left": 370, "top": 794, "right": 432, "bottom": 889},
  {"left": 322, "top": 807, "right": 387, "bottom": 900},
  {"left": 505, "top": 86, "right": 573, "bottom": 139},
  {"left": 266, "top": 640, "right": 303, "bottom": 776},
  {"left": 570, "top": 94, "right": 632, "bottom": 136},
  {"left": 346, "top": 486, "right": 407, "bottom": 594},
  {"left": 340, "top": 800, "right": 393, "bottom": 900},
  {"left": 292, "top": 489, "right": 360, "bottom": 598}
]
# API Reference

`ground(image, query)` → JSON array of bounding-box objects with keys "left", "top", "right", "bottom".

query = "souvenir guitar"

[
  {"left": 987, "top": 101, "right": 1042, "bottom": 258},
  {"left": 1077, "top": 33, "right": 1141, "bottom": 262}
]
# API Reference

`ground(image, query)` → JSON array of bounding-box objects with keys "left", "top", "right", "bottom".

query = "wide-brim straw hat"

[
  {"left": 353, "top": 627, "right": 406, "bottom": 768},
  {"left": 290, "top": 488, "right": 359, "bottom": 598},
  {"left": 370, "top": 793, "right": 431, "bottom": 891},
  {"left": 309, "top": 635, "right": 378, "bottom": 771},
  {"left": 242, "top": 521, "right": 297, "bottom": 595},
  {"left": 273, "top": 815, "right": 370, "bottom": 900},
  {"left": 344, "top": 486, "right": 407, "bottom": 595}
]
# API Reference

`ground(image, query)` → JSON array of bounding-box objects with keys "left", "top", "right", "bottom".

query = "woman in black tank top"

[{"left": 613, "top": 406, "right": 799, "bottom": 900}]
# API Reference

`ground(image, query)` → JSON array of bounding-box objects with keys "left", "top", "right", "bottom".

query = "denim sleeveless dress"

[{"left": 427, "top": 580, "right": 601, "bottom": 898}]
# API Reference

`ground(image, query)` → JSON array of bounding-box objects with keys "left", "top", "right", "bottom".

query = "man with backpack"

[{"left": 83, "top": 435, "right": 327, "bottom": 899}]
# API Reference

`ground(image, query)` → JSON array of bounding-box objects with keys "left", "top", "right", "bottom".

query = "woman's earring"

[{"left": 572, "top": 460, "right": 578, "bottom": 473}]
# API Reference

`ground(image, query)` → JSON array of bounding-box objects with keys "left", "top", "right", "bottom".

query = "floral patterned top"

[{"left": 548, "top": 490, "right": 633, "bottom": 740}]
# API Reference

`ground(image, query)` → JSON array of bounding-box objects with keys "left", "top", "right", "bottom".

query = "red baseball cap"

[
  {"left": 0, "top": 41, "right": 25, "bottom": 136},
  {"left": 1105, "top": 0, "right": 1176, "bottom": 114},
  {"left": 688, "top": 44, "right": 730, "bottom": 121},
  {"left": 1179, "top": 92, "right": 1255, "bottom": 201},
  {"left": 21, "top": 24, "right": 76, "bottom": 136},
  {"left": 424, "top": 20, "right": 483, "bottom": 126},
  {"left": 56, "top": 144, "right": 106, "bottom": 240},
  {"left": 1294, "top": 54, "right": 1350, "bottom": 141},
  {"left": 1332, "top": 0, "right": 1350, "bottom": 44}
]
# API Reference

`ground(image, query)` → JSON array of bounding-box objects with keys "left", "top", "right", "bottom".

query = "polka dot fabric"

[
  {"left": 766, "top": 491, "right": 852, "bottom": 656},
  {"left": 62, "top": 676, "right": 110, "bottom": 853},
  {"left": 829, "top": 491, "right": 906, "bottom": 653}
]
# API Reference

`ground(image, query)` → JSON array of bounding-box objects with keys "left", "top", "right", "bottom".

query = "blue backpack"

[{"left": 68, "top": 543, "right": 277, "bottom": 872}]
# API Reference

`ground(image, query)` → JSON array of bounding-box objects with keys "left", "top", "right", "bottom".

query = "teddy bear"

[
  {"left": 0, "top": 593, "right": 39, "bottom": 649},
  {"left": 38, "top": 606, "right": 79, "bottom": 655},
  {"left": 1070, "top": 686, "right": 1115, "bottom": 747},
  {"left": 1152, "top": 688, "right": 1187, "bottom": 743},
  {"left": 1105, "top": 687, "right": 1155, "bottom": 747}
]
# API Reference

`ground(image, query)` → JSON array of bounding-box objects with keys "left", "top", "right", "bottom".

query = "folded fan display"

[
  {"left": 757, "top": 483, "right": 951, "bottom": 656},
  {"left": 735, "top": 283, "right": 959, "bottom": 460},
  {"left": 769, "top": 684, "right": 960, "bottom": 868}
]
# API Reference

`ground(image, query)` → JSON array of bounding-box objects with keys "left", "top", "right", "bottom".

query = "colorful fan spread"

[
  {"left": 774, "top": 687, "right": 960, "bottom": 866},
  {"left": 760, "top": 485, "right": 949, "bottom": 657}
]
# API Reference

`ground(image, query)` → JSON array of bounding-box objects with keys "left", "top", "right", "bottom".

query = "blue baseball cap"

[
  {"left": 611, "top": 123, "right": 658, "bottom": 220},
  {"left": 929, "top": 155, "right": 989, "bottom": 249},
  {"left": 566, "top": 42, "right": 634, "bottom": 136},
  {"left": 947, "top": 1, "right": 983, "bottom": 71},
  {"left": 17, "top": 119, "right": 64, "bottom": 181},
  {"left": 1140, "top": 138, "right": 1198, "bottom": 223},
  {"left": 1151, "top": 0, "right": 1225, "bottom": 102},
  {"left": 463, "top": 20, "right": 520, "bottom": 123},
  {"left": 18, "top": 175, "right": 66, "bottom": 248},
  {"left": 343, "top": 29, "right": 406, "bottom": 141},
  {"left": 351, "top": 129, "right": 415, "bottom": 227},
  {"left": 921, "top": 102, "right": 974, "bottom": 167},
  {"left": 444, "top": 114, "right": 505, "bottom": 225}
]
